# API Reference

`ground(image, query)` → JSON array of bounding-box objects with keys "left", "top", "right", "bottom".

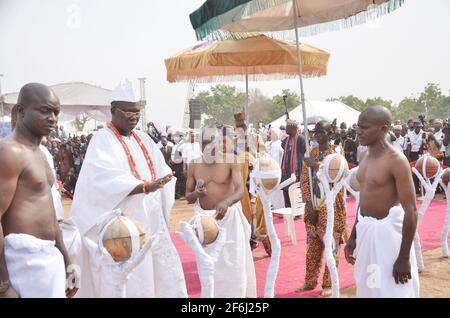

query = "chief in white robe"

[
  {"left": 194, "top": 200, "right": 257, "bottom": 298},
  {"left": 71, "top": 127, "right": 187, "bottom": 298},
  {"left": 354, "top": 206, "right": 420, "bottom": 298}
]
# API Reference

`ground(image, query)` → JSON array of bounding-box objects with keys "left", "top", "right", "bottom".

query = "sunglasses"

[{"left": 116, "top": 108, "right": 141, "bottom": 119}]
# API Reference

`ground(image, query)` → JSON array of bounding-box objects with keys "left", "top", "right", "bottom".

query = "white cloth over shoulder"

[
  {"left": 194, "top": 201, "right": 256, "bottom": 298},
  {"left": 4, "top": 233, "right": 66, "bottom": 298},
  {"left": 71, "top": 128, "right": 186, "bottom": 298},
  {"left": 354, "top": 206, "right": 420, "bottom": 298}
]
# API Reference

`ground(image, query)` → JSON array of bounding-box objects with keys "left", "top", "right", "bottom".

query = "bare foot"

[
  {"left": 321, "top": 288, "right": 332, "bottom": 298},
  {"left": 295, "top": 284, "right": 315, "bottom": 293}
]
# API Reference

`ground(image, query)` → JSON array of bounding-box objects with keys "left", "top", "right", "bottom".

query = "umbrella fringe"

[
  {"left": 194, "top": 0, "right": 291, "bottom": 41},
  {"left": 168, "top": 71, "right": 326, "bottom": 84},
  {"left": 295, "top": 0, "right": 405, "bottom": 38},
  {"left": 194, "top": 0, "right": 404, "bottom": 41}
]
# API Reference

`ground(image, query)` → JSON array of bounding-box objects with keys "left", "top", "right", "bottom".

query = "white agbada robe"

[
  {"left": 71, "top": 128, "right": 187, "bottom": 298},
  {"left": 194, "top": 201, "right": 257, "bottom": 298},
  {"left": 266, "top": 129, "right": 285, "bottom": 209},
  {"left": 354, "top": 206, "right": 420, "bottom": 298}
]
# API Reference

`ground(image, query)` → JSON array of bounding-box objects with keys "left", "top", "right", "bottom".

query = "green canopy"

[
  {"left": 190, "top": 0, "right": 404, "bottom": 40},
  {"left": 190, "top": 0, "right": 252, "bottom": 29}
]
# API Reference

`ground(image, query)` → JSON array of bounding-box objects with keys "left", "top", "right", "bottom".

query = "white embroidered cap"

[{"left": 110, "top": 79, "right": 139, "bottom": 103}]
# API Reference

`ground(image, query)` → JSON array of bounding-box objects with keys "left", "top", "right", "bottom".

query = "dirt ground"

[
  {"left": 340, "top": 248, "right": 450, "bottom": 298},
  {"left": 63, "top": 197, "right": 450, "bottom": 298}
]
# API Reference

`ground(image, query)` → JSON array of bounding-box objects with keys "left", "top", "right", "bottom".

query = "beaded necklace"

[{"left": 108, "top": 122, "right": 157, "bottom": 181}]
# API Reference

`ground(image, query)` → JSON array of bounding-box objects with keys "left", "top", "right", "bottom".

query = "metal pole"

[
  {"left": 292, "top": 0, "right": 314, "bottom": 199},
  {"left": 245, "top": 70, "right": 249, "bottom": 126},
  {"left": 292, "top": 0, "right": 309, "bottom": 152},
  {"left": 138, "top": 78, "right": 147, "bottom": 131}
]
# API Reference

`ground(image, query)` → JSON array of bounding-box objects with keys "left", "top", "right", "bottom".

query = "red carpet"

[{"left": 170, "top": 198, "right": 448, "bottom": 298}]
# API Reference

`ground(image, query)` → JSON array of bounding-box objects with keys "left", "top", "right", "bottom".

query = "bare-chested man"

[
  {"left": 186, "top": 127, "right": 256, "bottom": 298},
  {"left": 0, "top": 83, "right": 77, "bottom": 298},
  {"left": 345, "top": 106, "right": 419, "bottom": 297}
]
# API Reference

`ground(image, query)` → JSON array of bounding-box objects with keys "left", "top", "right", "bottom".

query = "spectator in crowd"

[
  {"left": 182, "top": 130, "right": 202, "bottom": 175},
  {"left": 406, "top": 120, "right": 426, "bottom": 162},
  {"left": 280, "top": 119, "right": 306, "bottom": 208},
  {"left": 344, "top": 128, "right": 358, "bottom": 165},
  {"left": 59, "top": 126, "right": 68, "bottom": 140},
  {"left": 392, "top": 125, "right": 406, "bottom": 155},
  {"left": 159, "top": 133, "right": 173, "bottom": 166},
  {"left": 171, "top": 130, "right": 186, "bottom": 199},
  {"left": 432, "top": 119, "right": 446, "bottom": 162},
  {"left": 443, "top": 124, "right": 450, "bottom": 167}
]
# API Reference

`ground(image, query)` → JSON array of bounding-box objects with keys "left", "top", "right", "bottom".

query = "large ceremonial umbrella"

[
  {"left": 190, "top": 0, "right": 404, "bottom": 151},
  {"left": 165, "top": 34, "right": 329, "bottom": 118}
]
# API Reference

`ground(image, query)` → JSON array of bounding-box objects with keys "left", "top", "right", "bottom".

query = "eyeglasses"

[{"left": 116, "top": 108, "right": 141, "bottom": 119}]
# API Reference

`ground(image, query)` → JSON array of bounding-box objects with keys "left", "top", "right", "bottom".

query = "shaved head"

[
  {"left": 360, "top": 105, "right": 392, "bottom": 127},
  {"left": 14, "top": 83, "right": 60, "bottom": 138},
  {"left": 357, "top": 105, "right": 393, "bottom": 147},
  {"left": 17, "top": 83, "right": 59, "bottom": 108}
]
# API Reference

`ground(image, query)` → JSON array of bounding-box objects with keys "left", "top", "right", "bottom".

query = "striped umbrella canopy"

[{"left": 190, "top": 0, "right": 405, "bottom": 40}]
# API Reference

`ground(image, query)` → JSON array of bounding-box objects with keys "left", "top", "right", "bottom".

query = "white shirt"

[
  {"left": 407, "top": 130, "right": 424, "bottom": 152},
  {"left": 182, "top": 142, "right": 202, "bottom": 164},
  {"left": 393, "top": 135, "right": 405, "bottom": 154}
]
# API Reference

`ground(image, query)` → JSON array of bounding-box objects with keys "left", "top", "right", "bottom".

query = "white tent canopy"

[
  {"left": 270, "top": 100, "right": 360, "bottom": 129},
  {"left": 1, "top": 82, "right": 112, "bottom": 122}
]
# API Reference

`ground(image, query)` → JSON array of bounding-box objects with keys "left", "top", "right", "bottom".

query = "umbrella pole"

[
  {"left": 292, "top": 0, "right": 314, "bottom": 192},
  {"left": 246, "top": 70, "right": 249, "bottom": 126}
]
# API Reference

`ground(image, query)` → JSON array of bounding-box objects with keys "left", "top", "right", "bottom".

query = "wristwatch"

[{"left": 0, "top": 280, "right": 10, "bottom": 294}]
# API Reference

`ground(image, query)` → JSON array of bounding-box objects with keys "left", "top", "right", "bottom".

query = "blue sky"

[{"left": 0, "top": 0, "right": 449, "bottom": 127}]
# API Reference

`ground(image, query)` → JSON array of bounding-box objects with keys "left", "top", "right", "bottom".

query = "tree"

[
  {"left": 395, "top": 97, "right": 420, "bottom": 122},
  {"left": 417, "top": 83, "right": 446, "bottom": 120},
  {"left": 71, "top": 114, "right": 91, "bottom": 132},
  {"left": 328, "top": 95, "right": 365, "bottom": 112},
  {"left": 271, "top": 89, "right": 300, "bottom": 121},
  {"left": 193, "top": 84, "right": 246, "bottom": 126},
  {"left": 247, "top": 88, "right": 272, "bottom": 126}
]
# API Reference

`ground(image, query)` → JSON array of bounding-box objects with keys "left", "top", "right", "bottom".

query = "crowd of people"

[
  {"left": 141, "top": 115, "right": 450, "bottom": 203},
  {"left": 39, "top": 111, "right": 449, "bottom": 201},
  {"left": 0, "top": 81, "right": 448, "bottom": 299},
  {"left": 41, "top": 127, "right": 93, "bottom": 195}
]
